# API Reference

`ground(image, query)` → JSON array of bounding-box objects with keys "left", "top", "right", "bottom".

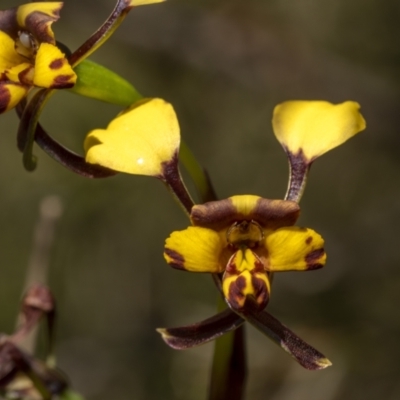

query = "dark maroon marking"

[
  {"left": 227, "top": 276, "right": 247, "bottom": 311},
  {"left": 51, "top": 74, "right": 75, "bottom": 88},
  {"left": 0, "top": 85, "right": 11, "bottom": 113},
  {"left": 0, "top": 8, "right": 19, "bottom": 39},
  {"left": 305, "top": 236, "right": 313, "bottom": 245},
  {"left": 305, "top": 248, "right": 325, "bottom": 269},
  {"left": 18, "top": 67, "right": 34, "bottom": 85},
  {"left": 191, "top": 198, "right": 237, "bottom": 230},
  {"left": 285, "top": 148, "right": 312, "bottom": 202},
  {"left": 252, "top": 198, "right": 300, "bottom": 229},
  {"left": 164, "top": 248, "right": 186, "bottom": 270},
  {"left": 251, "top": 275, "right": 269, "bottom": 309},
  {"left": 160, "top": 152, "right": 195, "bottom": 215},
  {"left": 49, "top": 58, "right": 64, "bottom": 69},
  {"left": 24, "top": 6, "right": 63, "bottom": 44}
]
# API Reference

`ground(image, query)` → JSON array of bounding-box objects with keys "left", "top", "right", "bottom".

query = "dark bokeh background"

[{"left": 1, "top": 1, "right": 400, "bottom": 399}]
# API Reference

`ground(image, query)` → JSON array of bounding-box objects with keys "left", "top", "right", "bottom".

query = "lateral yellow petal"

[
  {"left": 33, "top": 43, "right": 76, "bottom": 88},
  {"left": 164, "top": 226, "right": 224, "bottom": 273},
  {"left": 16, "top": 2, "right": 63, "bottom": 43},
  {"left": 0, "top": 31, "right": 26, "bottom": 72},
  {"left": 272, "top": 101, "right": 366, "bottom": 161},
  {"left": 0, "top": 82, "right": 29, "bottom": 113},
  {"left": 84, "top": 98, "right": 180, "bottom": 176},
  {"left": 266, "top": 227, "right": 326, "bottom": 271}
]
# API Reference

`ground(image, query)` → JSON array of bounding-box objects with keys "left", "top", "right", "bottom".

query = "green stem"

[
  {"left": 179, "top": 142, "right": 216, "bottom": 203},
  {"left": 208, "top": 297, "right": 247, "bottom": 400}
]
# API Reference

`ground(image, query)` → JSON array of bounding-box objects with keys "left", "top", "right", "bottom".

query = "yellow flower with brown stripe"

[
  {"left": 0, "top": 2, "right": 76, "bottom": 113},
  {"left": 164, "top": 195, "right": 326, "bottom": 312}
]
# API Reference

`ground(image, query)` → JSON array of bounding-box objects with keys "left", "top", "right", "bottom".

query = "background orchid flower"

[{"left": 0, "top": 2, "right": 76, "bottom": 113}]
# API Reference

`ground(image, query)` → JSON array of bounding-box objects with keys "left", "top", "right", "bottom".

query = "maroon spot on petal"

[
  {"left": 227, "top": 276, "right": 247, "bottom": 311},
  {"left": 164, "top": 248, "right": 186, "bottom": 270},
  {"left": 305, "top": 236, "right": 313, "bottom": 245},
  {"left": 0, "top": 85, "right": 11, "bottom": 114},
  {"left": 50, "top": 74, "right": 75, "bottom": 88},
  {"left": 49, "top": 58, "right": 64, "bottom": 69},
  {"left": 305, "top": 248, "right": 325, "bottom": 270},
  {"left": 251, "top": 275, "right": 269, "bottom": 310}
]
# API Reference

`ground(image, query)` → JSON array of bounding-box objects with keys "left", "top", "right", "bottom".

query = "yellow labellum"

[
  {"left": 85, "top": 98, "right": 180, "bottom": 176},
  {"left": 272, "top": 100, "right": 366, "bottom": 161}
]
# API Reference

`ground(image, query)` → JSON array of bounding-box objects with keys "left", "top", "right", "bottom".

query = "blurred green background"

[{"left": 1, "top": 0, "right": 400, "bottom": 399}]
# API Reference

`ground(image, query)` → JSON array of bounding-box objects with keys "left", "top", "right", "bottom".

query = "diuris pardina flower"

[
  {"left": 0, "top": 2, "right": 76, "bottom": 113},
  {"left": 164, "top": 195, "right": 326, "bottom": 312},
  {"left": 84, "top": 98, "right": 366, "bottom": 369}
]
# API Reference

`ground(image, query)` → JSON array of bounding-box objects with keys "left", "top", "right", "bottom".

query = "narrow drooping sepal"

[
  {"left": 157, "top": 308, "right": 244, "bottom": 350},
  {"left": 240, "top": 301, "right": 332, "bottom": 370}
]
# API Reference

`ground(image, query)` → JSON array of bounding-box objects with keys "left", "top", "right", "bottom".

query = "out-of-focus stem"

[{"left": 208, "top": 297, "right": 247, "bottom": 400}]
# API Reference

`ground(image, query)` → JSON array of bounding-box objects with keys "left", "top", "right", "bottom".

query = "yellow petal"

[
  {"left": 0, "top": 82, "right": 29, "bottom": 113},
  {"left": 33, "top": 43, "right": 76, "bottom": 88},
  {"left": 0, "top": 31, "right": 26, "bottom": 73},
  {"left": 16, "top": 2, "right": 63, "bottom": 43},
  {"left": 164, "top": 226, "right": 224, "bottom": 273},
  {"left": 266, "top": 227, "right": 326, "bottom": 271},
  {"left": 5, "top": 62, "right": 34, "bottom": 85},
  {"left": 85, "top": 98, "right": 180, "bottom": 176},
  {"left": 272, "top": 101, "right": 366, "bottom": 161},
  {"left": 127, "top": 0, "right": 166, "bottom": 6}
]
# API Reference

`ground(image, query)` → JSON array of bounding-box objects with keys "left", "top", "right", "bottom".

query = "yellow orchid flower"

[
  {"left": 0, "top": 2, "right": 76, "bottom": 113},
  {"left": 164, "top": 195, "right": 326, "bottom": 312}
]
